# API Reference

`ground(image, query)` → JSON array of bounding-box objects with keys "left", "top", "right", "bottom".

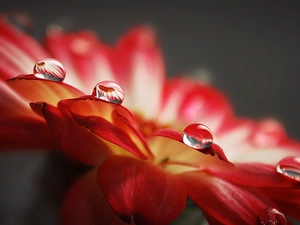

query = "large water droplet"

[
  {"left": 276, "top": 156, "right": 300, "bottom": 182},
  {"left": 182, "top": 123, "right": 213, "bottom": 149},
  {"left": 33, "top": 58, "right": 66, "bottom": 82},
  {"left": 250, "top": 119, "right": 285, "bottom": 148},
  {"left": 92, "top": 80, "right": 124, "bottom": 105},
  {"left": 259, "top": 207, "right": 287, "bottom": 225}
]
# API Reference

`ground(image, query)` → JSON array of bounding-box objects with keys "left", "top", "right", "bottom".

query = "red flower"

[{"left": 0, "top": 15, "right": 299, "bottom": 224}]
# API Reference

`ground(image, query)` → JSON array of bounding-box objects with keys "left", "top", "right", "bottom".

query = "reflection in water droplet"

[
  {"left": 182, "top": 123, "right": 213, "bottom": 150},
  {"left": 92, "top": 80, "right": 124, "bottom": 105},
  {"left": 251, "top": 119, "right": 285, "bottom": 148},
  {"left": 33, "top": 58, "right": 66, "bottom": 82},
  {"left": 276, "top": 157, "right": 300, "bottom": 182},
  {"left": 259, "top": 207, "right": 287, "bottom": 225}
]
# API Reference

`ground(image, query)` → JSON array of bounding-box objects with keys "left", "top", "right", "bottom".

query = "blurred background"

[{"left": 0, "top": 0, "right": 300, "bottom": 224}]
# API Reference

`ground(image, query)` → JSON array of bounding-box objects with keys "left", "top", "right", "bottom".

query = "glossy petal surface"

[{"left": 97, "top": 155, "right": 186, "bottom": 225}]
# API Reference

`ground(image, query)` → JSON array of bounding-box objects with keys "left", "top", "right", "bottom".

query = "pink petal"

[
  {"left": 34, "top": 102, "right": 116, "bottom": 167},
  {"left": 115, "top": 27, "right": 165, "bottom": 119},
  {"left": 44, "top": 29, "right": 115, "bottom": 93},
  {"left": 159, "top": 78, "right": 232, "bottom": 131},
  {"left": 0, "top": 116, "right": 59, "bottom": 150},
  {"left": 0, "top": 16, "right": 49, "bottom": 80},
  {"left": 97, "top": 155, "right": 186, "bottom": 225},
  {"left": 179, "top": 172, "right": 277, "bottom": 225},
  {"left": 61, "top": 170, "right": 130, "bottom": 225}
]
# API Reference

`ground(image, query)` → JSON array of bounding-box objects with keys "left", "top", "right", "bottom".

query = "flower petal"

[
  {"left": 0, "top": 80, "right": 32, "bottom": 119},
  {"left": 34, "top": 102, "right": 116, "bottom": 167},
  {"left": 57, "top": 97, "right": 152, "bottom": 159},
  {"left": 179, "top": 172, "right": 276, "bottom": 225},
  {"left": 7, "top": 74, "right": 84, "bottom": 106},
  {"left": 97, "top": 155, "right": 186, "bottom": 225},
  {"left": 116, "top": 27, "right": 165, "bottom": 119},
  {"left": 148, "top": 136, "right": 233, "bottom": 174},
  {"left": 0, "top": 16, "right": 49, "bottom": 80},
  {"left": 159, "top": 78, "right": 232, "bottom": 131},
  {"left": 206, "top": 162, "right": 300, "bottom": 188},
  {"left": 150, "top": 129, "right": 233, "bottom": 164},
  {"left": 61, "top": 170, "right": 130, "bottom": 225},
  {"left": 261, "top": 188, "right": 300, "bottom": 220},
  {"left": 72, "top": 113, "right": 149, "bottom": 159},
  {"left": 0, "top": 116, "right": 59, "bottom": 150},
  {"left": 44, "top": 29, "right": 115, "bottom": 93}
]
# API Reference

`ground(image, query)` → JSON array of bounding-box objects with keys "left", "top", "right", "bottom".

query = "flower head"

[{"left": 0, "top": 15, "right": 299, "bottom": 225}]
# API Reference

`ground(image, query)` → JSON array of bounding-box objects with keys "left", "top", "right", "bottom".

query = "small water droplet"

[
  {"left": 33, "top": 58, "right": 66, "bottom": 82},
  {"left": 276, "top": 156, "right": 300, "bottom": 182},
  {"left": 259, "top": 207, "right": 287, "bottom": 225},
  {"left": 182, "top": 123, "right": 213, "bottom": 149},
  {"left": 251, "top": 119, "right": 285, "bottom": 148},
  {"left": 92, "top": 80, "right": 124, "bottom": 105}
]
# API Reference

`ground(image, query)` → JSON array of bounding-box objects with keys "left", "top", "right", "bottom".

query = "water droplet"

[
  {"left": 276, "top": 156, "right": 300, "bottom": 182},
  {"left": 33, "top": 58, "right": 66, "bottom": 82},
  {"left": 182, "top": 123, "right": 213, "bottom": 149},
  {"left": 259, "top": 207, "right": 287, "bottom": 225},
  {"left": 92, "top": 80, "right": 124, "bottom": 105},
  {"left": 250, "top": 119, "right": 285, "bottom": 148}
]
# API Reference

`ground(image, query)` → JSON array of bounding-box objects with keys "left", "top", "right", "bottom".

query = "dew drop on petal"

[
  {"left": 92, "top": 80, "right": 124, "bottom": 105},
  {"left": 276, "top": 156, "right": 300, "bottom": 182},
  {"left": 259, "top": 207, "right": 287, "bottom": 225},
  {"left": 33, "top": 58, "right": 66, "bottom": 82},
  {"left": 182, "top": 123, "right": 213, "bottom": 150}
]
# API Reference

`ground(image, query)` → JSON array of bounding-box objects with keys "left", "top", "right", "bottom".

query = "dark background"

[{"left": 0, "top": 0, "right": 300, "bottom": 224}]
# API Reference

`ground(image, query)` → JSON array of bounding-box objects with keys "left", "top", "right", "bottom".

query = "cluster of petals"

[{"left": 0, "top": 14, "right": 299, "bottom": 225}]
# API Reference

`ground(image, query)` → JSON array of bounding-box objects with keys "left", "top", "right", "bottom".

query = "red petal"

[
  {"left": 57, "top": 97, "right": 152, "bottom": 159},
  {"left": 115, "top": 27, "right": 165, "bottom": 118},
  {"left": 150, "top": 128, "right": 182, "bottom": 142},
  {"left": 44, "top": 29, "right": 114, "bottom": 93},
  {"left": 147, "top": 136, "right": 233, "bottom": 174},
  {"left": 159, "top": 78, "right": 232, "bottom": 131},
  {"left": 259, "top": 187, "right": 300, "bottom": 220},
  {"left": 206, "top": 162, "right": 300, "bottom": 187},
  {"left": 0, "top": 80, "right": 33, "bottom": 119},
  {"left": 151, "top": 129, "right": 232, "bottom": 164},
  {"left": 72, "top": 113, "right": 149, "bottom": 159},
  {"left": 97, "top": 155, "right": 186, "bottom": 225},
  {"left": 0, "top": 116, "right": 59, "bottom": 150},
  {"left": 7, "top": 74, "right": 84, "bottom": 106},
  {"left": 57, "top": 96, "right": 136, "bottom": 126},
  {"left": 61, "top": 170, "right": 130, "bottom": 225},
  {"left": 35, "top": 102, "right": 115, "bottom": 167},
  {"left": 179, "top": 172, "right": 274, "bottom": 225},
  {"left": 0, "top": 17, "right": 49, "bottom": 80}
]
